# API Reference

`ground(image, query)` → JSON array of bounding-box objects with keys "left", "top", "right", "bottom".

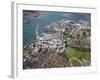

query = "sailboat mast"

[{"left": 36, "top": 24, "right": 39, "bottom": 40}]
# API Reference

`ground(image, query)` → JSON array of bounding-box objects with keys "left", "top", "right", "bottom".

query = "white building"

[{"left": 36, "top": 33, "right": 66, "bottom": 53}]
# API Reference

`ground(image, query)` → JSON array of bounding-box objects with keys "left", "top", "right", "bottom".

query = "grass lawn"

[
  {"left": 66, "top": 48, "right": 91, "bottom": 61},
  {"left": 61, "top": 48, "right": 91, "bottom": 66},
  {"left": 71, "top": 59, "right": 81, "bottom": 66}
]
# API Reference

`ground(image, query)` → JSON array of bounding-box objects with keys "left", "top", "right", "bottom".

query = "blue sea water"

[{"left": 23, "top": 11, "right": 91, "bottom": 45}]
